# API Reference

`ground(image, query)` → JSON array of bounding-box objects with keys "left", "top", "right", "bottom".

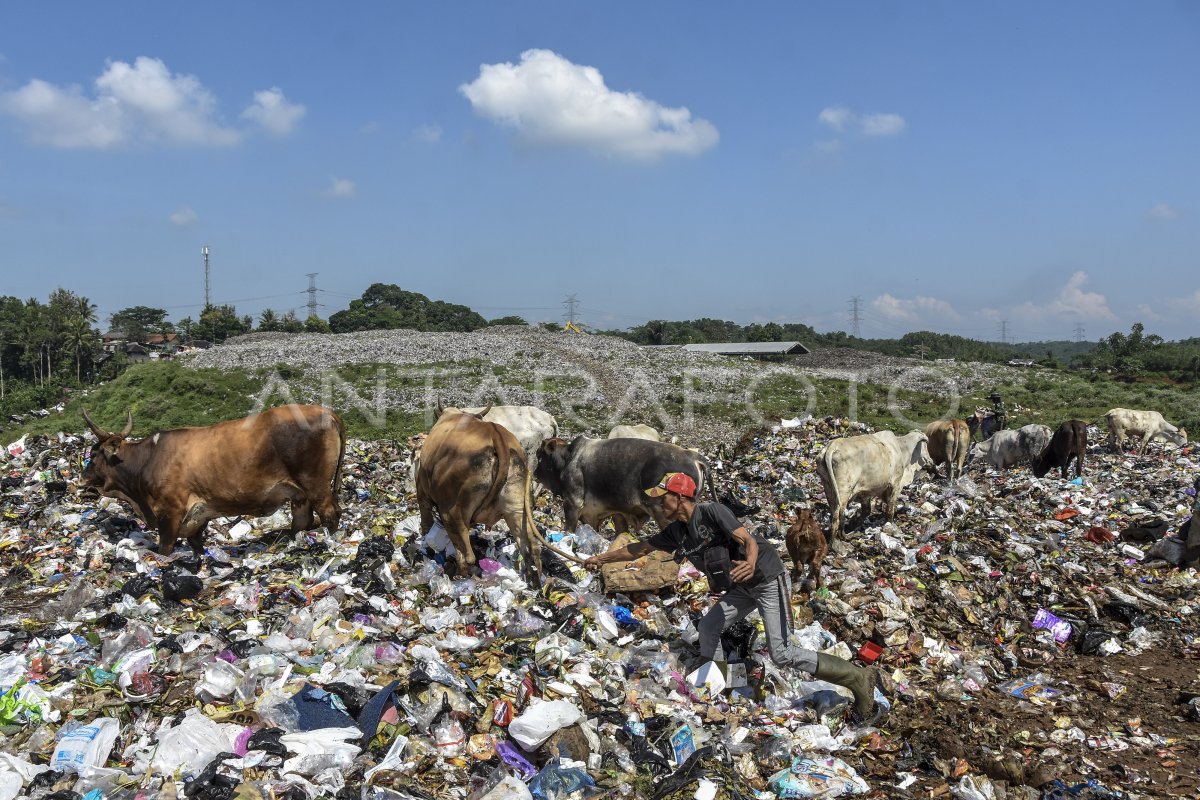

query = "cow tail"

[
  {"left": 947, "top": 429, "right": 962, "bottom": 474},
  {"left": 332, "top": 411, "right": 347, "bottom": 498},
  {"left": 818, "top": 446, "right": 839, "bottom": 515},
  {"left": 479, "top": 423, "right": 512, "bottom": 517},
  {"left": 519, "top": 466, "right": 588, "bottom": 565},
  {"left": 703, "top": 459, "right": 718, "bottom": 503}
]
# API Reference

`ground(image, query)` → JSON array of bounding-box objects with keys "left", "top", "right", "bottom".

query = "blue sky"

[{"left": 1, "top": 3, "right": 1197, "bottom": 341}]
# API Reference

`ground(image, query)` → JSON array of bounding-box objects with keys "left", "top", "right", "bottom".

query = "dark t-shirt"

[{"left": 646, "top": 502, "right": 785, "bottom": 588}]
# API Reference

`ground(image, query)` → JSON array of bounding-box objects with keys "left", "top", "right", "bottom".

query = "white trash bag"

[{"left": 507, "top": 700, "right": 583, "bottom": 750}]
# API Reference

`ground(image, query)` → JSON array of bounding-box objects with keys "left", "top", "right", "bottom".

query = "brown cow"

[
  {"left": 924, "top": 419, "right": 970, "bottom": 481},
  {"left": 81, "top": 405, "right": 345, "bottom": 555},
  {"left": 785, "top": 508, "right": 827, "bottom": 591},
  {"left": 1033, "top": 420, "right": 1087, "bottom": 479},
  {"left": 415, "top": 405, "right": 543, "bottom": 581}
]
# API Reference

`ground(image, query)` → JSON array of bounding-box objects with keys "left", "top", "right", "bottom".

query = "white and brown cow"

[
  {"left": 816, "top": 430, "right": 932, "bottom": 539},
  {"left": 1103, "top": 408, "right": 1187, "bottom": 455}
]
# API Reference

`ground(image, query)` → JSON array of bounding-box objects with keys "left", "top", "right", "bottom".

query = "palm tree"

[
  {"left": 61, "top": 316, "right": 95, "bottom": 384},
  {"left": 75, "top": 297, "right": 97, "bottom": 326},
  {"left": 258, "top": 308, "right": 280, "bottom": 331}
]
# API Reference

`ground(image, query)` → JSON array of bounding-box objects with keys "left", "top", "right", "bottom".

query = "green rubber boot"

[{"left": 814, "top": 653, "right": 887, "bottom": 726}]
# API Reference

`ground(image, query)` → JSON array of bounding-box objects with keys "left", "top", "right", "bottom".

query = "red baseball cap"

[{"left": 645, "top": 472, "right": 697, "bottom": 498}]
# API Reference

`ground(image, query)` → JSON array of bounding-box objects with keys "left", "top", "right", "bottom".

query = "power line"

[
  {"left": 158, "top": 292, "right": 305, "bottom": 311},
  {"left": 848, "top": 296, "right": 863, "bottom": 338},
  {"left": 306, "top": 273, "right": 322, "bottom": 319},
  {"left": 562, "top": 294, "right": 580, "bottom": 327},
  {"left": 1073, "top": 323, "right": 1086, "bottom": 342},
  {"left": 997, "top": 319, "right": 1009, "bottom": 344}
]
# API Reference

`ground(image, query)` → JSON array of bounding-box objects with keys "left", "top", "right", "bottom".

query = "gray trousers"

[{"left": 697, "top": 572, "right": 819, "bottom": 674}]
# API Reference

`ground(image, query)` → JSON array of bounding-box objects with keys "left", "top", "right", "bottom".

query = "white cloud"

[
  {"left": 871, "top": 294, "right": 961, "bottom": 325},
  {"left": 1009, "top": 271, "right": 1117, "bottom": 323},
  {"left": 459, "top": 48, "right": 718, "bottom": 161},
  {"left": 0, "top": 57, "right": 298, "bottom": 149},
  {"left": 1135, "top": 303, "right": 1164, "bottom": 323},
  {"left": 327, "top": 177, "right": 355, "bottom": 198},
  {"left": 817, "top": 106, "right": 853, "bottom": 132},
  {"left": 818, "top": 106, "right": 906, "bottom": 137},
  {"left": 169, "top": 206, "right": 197, "bottom": 226},
  {"left": 861, "top": 112, "right": 906, "bottom": 136},
  {"left": 1182, "top": 291, "right": 1200, "bottom": 312},
  {"left": 813, "top": 138, "right": 843, "bottom": 155},
  {"left": 1147, "top": 202, "right": 1180, "bottom": 221},
  {"left": 1163, "top": 289, "right": 1200, "bottom": 315},
  {"left": 413, "top": 123, "right": 442, "bottom": 143},
  {"left": 241, "top": 87, "right": 305, "bottom": 136}
]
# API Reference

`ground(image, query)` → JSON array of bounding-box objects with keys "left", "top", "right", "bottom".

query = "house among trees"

[
  {"left": 145, "top": 333, "right": 181, "bottom": 349},
  {"left": 124, "top": 343, "right": 150, "bottom": 363},
  {"left": 645, "top": 341, "right": 810, "bottom": 359},
  {"left": 101, "top": 331, "right": 127, "bottom": 353}
]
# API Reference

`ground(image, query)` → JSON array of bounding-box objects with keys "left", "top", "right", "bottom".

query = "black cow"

[
  {"left": 534, "top": 436, "right": 713, "bottom": 533},
  {"left": 1033, "top": 420, "right": 1087, "bottom": 479}
]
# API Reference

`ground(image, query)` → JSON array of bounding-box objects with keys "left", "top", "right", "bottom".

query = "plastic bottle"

[{"left": 431, "top": 693, "right": 466, "bottom": 759}]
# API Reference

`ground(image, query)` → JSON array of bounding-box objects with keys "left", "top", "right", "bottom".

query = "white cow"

[
  {"left": 607, "top": 424, "right": 660, "bottom": 441},
  {"left": 1104, "top": 408, "right": 1187, "bottom": 454},
  {"left": 461, "top": 405, "right": 559, "bottom": 471},
  {"left": 971, "top": 424, "right": 1052, "bottom": 470},
  {"left": 816, "top": 430, "right": 932, "bottom": 539}
]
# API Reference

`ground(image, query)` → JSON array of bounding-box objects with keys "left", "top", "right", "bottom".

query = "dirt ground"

[{"left": 878, "top": 647, "right": 1200, "bottom": 798}]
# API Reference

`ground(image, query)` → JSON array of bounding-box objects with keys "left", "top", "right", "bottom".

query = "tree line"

[{"left": 4, "top": 281, "right": 1196, "bottom": 421}]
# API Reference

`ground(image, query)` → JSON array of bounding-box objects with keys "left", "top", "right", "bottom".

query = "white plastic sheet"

[
  {"left": 50, "top": 718, "right": 120, "bottom": 774},
  {"left": 508, "top": 700, "right": 584, "bottom": 749}
]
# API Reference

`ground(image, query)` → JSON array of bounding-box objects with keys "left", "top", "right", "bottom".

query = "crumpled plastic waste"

[{"left": 1, "top": 417, "right": 1197, "bottom": 799}]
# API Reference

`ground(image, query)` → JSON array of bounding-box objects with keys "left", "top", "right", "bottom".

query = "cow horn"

[
  {"left": 120, "top": 410, "right": 134, "bottom": 437},
  {"left": 477, "top": 403, "right": 493, "bottom": 419},
  {"left": 435, "top": 395, "right": 444, "bottom": 417},
  {"left": 81, "top": 408, "right": 108, "bottom": 438}
]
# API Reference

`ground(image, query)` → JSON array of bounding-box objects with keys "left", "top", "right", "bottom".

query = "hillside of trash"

[{"left": 1, "top": 414, "right": 1198, "bottom": 800}]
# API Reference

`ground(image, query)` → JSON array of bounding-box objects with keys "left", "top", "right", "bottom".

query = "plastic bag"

[
  {"left": 528, "top": 759, "right": 596, "bottom": 800},
  {"left": 280, "top": 727, "right": 361, "bottom": 776},
  {"left": 0, "top": 754, "right": 49, "bottom": 800},
  {"left": 953, "top": 775, "right": 996, "bottom": 800},
  {"left": 769, "top": 755, "right": 870, "bottom": 798},
  {"left": 424, "top": 522, "right": 456, "bottom": 556},
  {"left": 50, "top": 718, "right": 119, "bottom": 773},
  {"left": 162, "top": 571, "right": 203, "bottom": 601},
  {"left": 1146, "top": 535, "right": 1186, "bottom": 565},
  {"left": 145, "top": 709, "right": 240, "bottom": 777},
  {"left": 196, "top": 660, "right": 245, "bottom": 701},
  {"left": 480, "top": 776, "right": 533, "bottom": 800},
  {"left": 508, "top": 700, "right": 584, "bottom": 750}
]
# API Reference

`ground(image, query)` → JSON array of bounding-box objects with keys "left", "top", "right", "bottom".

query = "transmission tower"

[
  {"left": 997, "top": 319, "right": 1009, "bottom": 345},
  {"left": 201, "top": 246, "right": 211, "bottom": 308},
  {"left": 848, "top": 296, "right": 863, "bottom": 338},
  {"left": 562, "top": 294, "right": 580, "bottom": 327},
  {"left": 1073, "top": 324, "right": 1085, "bottom": 342},
  {"left": 306, "top": 273, "right": 321, "bottom": 319}
]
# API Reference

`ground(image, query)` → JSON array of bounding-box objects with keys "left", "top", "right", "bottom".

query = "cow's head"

[
  {"left": 81, "top": 408, "right": 134, "bottom": 488},
  {"left": 1170, "top": 427, "right": 1188, "bottom": 447},
  {"left": 533, "top": 437, "right": 570, "bottom": 496},
  {"left": 904, "top": 432, "right": 933, "bottom": 471},
  {"left": 435, "top": 397, "right": 492, "bottom": 422}
]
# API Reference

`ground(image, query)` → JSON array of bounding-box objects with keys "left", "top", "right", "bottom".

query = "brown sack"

[{"left": 600, "top": 533, "right": 678, "bottom": 593}]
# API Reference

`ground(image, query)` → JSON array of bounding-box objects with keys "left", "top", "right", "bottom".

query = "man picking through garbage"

[{"left": 584, "top": 472, "right": 888, "bottom": 725}]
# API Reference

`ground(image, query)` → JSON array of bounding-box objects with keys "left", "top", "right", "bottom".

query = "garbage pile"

[{"left": 2, "top": 420, "right": 1199, "bottom": 800}]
